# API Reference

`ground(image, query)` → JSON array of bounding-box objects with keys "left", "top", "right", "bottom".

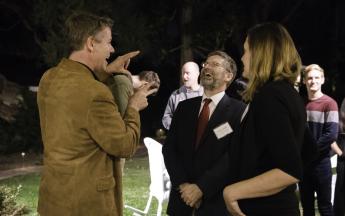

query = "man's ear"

[
  {"left": 85, "top": 36, "right": 94, "bottom": 52},
  {"left": 226, "top": 72, "right": 233, "bottom": 83}
]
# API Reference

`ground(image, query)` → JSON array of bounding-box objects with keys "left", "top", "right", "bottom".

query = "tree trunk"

[{"left": 180, "top": 0, "right": 193, "bottom": 85}]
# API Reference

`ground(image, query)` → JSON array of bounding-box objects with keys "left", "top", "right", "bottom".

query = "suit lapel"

[{"left": 196, "top": 95, "right": 230, "bottom": 149}]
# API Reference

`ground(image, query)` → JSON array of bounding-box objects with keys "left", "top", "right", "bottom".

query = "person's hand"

[
  {"left": 106, "top": 51, "right": 140, "bottom": 74},
  {"left": 225, "top": 199, "right": 245, "bottom": 216},
  {"left": 128, "top": 82, "right": 157, "bottom": 111},
  {"left": 180, "top": 183, "right": 203, "bottom": 208},
  {"left": 223, "top": 185, "right": 246, "bottom": 216},
  {"left": 179, "top": 183, "right": 189, "bottom": 191}
]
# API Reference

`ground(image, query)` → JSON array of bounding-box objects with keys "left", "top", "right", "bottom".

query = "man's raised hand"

[
  {"left": 128, "top": 82, "right": 158, "bottom": 111},
  {"left": 106, "top": 51, "right": 140, "bottom": 74}
]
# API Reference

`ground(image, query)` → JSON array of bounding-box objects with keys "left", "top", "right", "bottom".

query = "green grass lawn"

[
  {"left": 1, "top": 155, "right": 326, "bottom": 216},
  {"left": 0, "top": 156, "right": 168, "bottom": 216}
]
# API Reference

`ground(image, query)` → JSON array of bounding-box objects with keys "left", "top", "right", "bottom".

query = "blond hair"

[
  {"left": 303, "top": 64, "right": 324, "bottom": 78},
  {"left": 242, "top": 23, "right": 301, "bottom": 102}
]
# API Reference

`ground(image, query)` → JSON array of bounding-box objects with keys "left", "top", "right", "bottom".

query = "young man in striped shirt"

[{"left": 299, "top": 64, "right": 339, "bottom": 216}]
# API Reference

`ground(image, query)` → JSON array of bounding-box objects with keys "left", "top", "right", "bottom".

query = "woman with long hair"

[{"left": 223, "top": 22, "right": 305, "bottom": 216}]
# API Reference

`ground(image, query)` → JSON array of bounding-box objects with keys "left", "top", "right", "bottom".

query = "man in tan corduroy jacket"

[{"left": 37, "top": 12, "right": 156, "bottom": 216}]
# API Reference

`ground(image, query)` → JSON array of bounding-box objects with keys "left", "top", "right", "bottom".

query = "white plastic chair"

[
  {"left": 125, "top": 137, "right": 171, "bottom": 216},
  {"left": 331, "top": 154, "right": 337, "bottom": 204}
]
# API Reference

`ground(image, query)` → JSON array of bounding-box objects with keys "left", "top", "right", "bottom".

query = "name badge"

[{"left": 213, "top": 122, "right": 233, "bottom": 139}]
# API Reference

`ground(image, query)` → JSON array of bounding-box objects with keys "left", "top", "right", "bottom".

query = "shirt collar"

[{"left": 201, "top": 91, "right": 225, "bottom": 107}]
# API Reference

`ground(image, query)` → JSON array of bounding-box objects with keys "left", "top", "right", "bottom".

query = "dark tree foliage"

[
  {"left": 0, "top": 88, "right": 41, "bottom": 154},
  {"left": 0, "top": 0, "right": 344, "bottom": 144}
]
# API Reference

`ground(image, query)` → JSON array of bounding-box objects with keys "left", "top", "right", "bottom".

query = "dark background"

[{"left": 1, "top": 0, "right": 345, "bottom": 139}]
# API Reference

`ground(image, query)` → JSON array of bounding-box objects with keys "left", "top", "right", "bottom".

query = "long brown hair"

[{"left": 242, "top": 22, "right": 301, "bottom": 102}]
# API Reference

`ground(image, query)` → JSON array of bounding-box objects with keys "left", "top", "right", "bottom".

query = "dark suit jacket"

[{"left": 162, "top": 94, "right": 245, "bottom": 216}]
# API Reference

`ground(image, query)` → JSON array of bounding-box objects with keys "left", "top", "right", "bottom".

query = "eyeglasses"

[{"left": 201, "top": 61, "right": 222, "bottom": 68}]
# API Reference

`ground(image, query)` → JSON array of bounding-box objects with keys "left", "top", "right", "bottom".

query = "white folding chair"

[
  {"left": 125, "top": 137, "right": 171, "bottom": 216},
  {"left": 331, "top": 154, "right": 337, "bottom": 204}
]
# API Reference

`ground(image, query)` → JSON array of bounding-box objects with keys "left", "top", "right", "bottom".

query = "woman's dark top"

[{"left": 228, "top": 80, "right": 306, "bottom": 215}]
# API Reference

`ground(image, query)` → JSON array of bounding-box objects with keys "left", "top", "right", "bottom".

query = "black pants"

[{"left": 299, "top": 157, "right": 334, "bottom": 216}]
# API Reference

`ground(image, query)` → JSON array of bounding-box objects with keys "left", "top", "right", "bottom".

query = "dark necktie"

[{"left": 195, "top": 98, "right": 212, "bottom": 149}]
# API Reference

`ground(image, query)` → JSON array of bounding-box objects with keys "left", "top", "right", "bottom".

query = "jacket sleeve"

[
  {"left": 196, "top": 153, "right": 230, "bottom": 200},
  {"left": 108, "top": 75, "right": 133, "bottom": 117},
  {"left": 87, "top": 91, "right": 140, "bottom": 158},
  {"left": 162, "top": 105, "right": 188, "bottom": 188}
]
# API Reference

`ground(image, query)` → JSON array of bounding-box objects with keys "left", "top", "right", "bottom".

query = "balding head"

[{"left": 181, "top": 61, "right": 200, "bottom": 89}]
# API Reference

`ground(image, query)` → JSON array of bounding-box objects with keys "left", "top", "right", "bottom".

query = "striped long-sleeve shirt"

[{"left": 306, "top": 94, "right": 339, "bottom": 159}]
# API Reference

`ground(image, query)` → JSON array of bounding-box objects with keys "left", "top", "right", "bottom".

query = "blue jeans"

[{"left": 299, "top": 157, "right": 334, "bottom": 216}]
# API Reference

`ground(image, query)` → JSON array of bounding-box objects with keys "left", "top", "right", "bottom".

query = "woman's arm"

[{"left": 223, "top": 168, "right": 298, "bottom": 216}]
